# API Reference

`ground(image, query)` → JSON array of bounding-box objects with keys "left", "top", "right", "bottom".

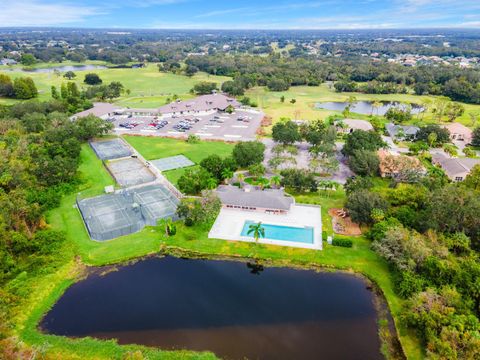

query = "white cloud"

[{"left": 0, "top": 0, "right": 100, "bottom": 26}]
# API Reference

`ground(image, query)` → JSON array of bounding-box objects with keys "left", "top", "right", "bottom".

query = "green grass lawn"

[
  {"left": 0, "top": 63, "right": 230, "bottom": 106},
  {"left": 13, "top": 140, "right": 422, "bottom": 359},
  {"left": 123, "top": 135, "right": 235, "bottom": 185}
]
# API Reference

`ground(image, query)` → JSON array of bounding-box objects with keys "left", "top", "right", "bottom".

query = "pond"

[
  {"left": 0, "top": 64, "right": 107, "bottom": 73},
  {"left": 315, "top": 100, "right": 424, "bottom": 115},
  {"left": 40, "top": 257, "right": 383, "bottom": 360}
]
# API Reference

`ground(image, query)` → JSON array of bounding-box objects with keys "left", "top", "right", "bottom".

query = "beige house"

[
  {"left": 335, "top": 119, "right": 374, "bottom": 134},
  {"left": 377, "top": 150, "right": 425, "bottom": 179},
  {"left": 443, "top": 123, "right": 473, "bottom": 144},
  {"left": 215, "top": 185, "right": 294, "bottom": 215},
  {"left": 432, "top": 152, "right": 480, "bottom": 181}
]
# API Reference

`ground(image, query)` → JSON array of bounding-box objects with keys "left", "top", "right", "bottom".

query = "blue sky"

[{"left": 1, "top": 0, "right": 480, "bottom": 29}]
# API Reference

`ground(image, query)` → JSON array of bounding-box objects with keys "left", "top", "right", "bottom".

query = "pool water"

[{"left": 241, "top": 221, "right": 314, "bottom": 244}]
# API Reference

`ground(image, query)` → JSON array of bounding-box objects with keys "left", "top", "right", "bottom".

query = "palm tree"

[
  {"left": 270, "top": 175, "right": 281, "bottom": 189},
  {"left": 222, "top": 168, "right": 234, "bottom": 184},
  {"left": 247, "top": 222, "right": 265, "bottom": 244},
  {"left": 159, "top": 217, "right": 174, "bottom": 237},
  {"left": 206, "top": 178, "right": 217, "bottom": 190},
  {"left": 371, "top": 100, "right": 381, "bottom": 116},
  {"left": 237, "top": 173, "right": 245, "bottom": 188}
]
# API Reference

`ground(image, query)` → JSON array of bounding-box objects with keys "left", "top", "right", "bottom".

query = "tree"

[
  {"left": 84, "top": 73, "right": 102, "bottom": 85},
  {"left": 267, "top": 78, "right": 289, "bottom": 91},
  {"left": 272, "top": 119, "right": 301, "bottom": 145},
  {"left": 74, "top": 114, "right": 113, "bottom": 140},
  {"left": 221, "top": 168, "right": 234, "bottom": 184},
  {"left": 346, "top": 190, "right": 388, "bottom": 225},
  {"left": 464, "top": 165, "right": 480, "bottom": 191},
  {"left": 13, "top": 77, "right": 38, "bottom": 99},
  {"left": 159, "top": 217, "right": 176, "bottom": 237},
  {"left": 344, "top": 176, "right": 373, "bottom": 195},
  {"left": 248, "top": 163, "right": 265, "bottom": 178},
  {"left": 63, "top": 71, "right": 76, "bottom": 80},
  {"left": 416, "top": 124, "right": 450, "bottom": 147},
  {"left": 270, "top": 175, "right": 281, "bottom": 189},
  {"left": 472, "top": 127, "right": 480, "bottom": 147},
  {"left": 232, "top": 141, "right": 265, "bottom": 168},
  {"left": 176, "top": 191, "right": 221, "bottom": 226},
  {"left": 192, "top": 81, "right": 218, "bottom": 95},
  {"left": 247, "top": 222, "right": 265, "bottom": 244},
  {"left": 342, "top": 130, "right": 385, "bottom": 157},
  {"left": 348, "top": 150, "right": 379, "bottom": 176},
  {"left": 221, "top": 80, "right": 244, "bottom": 96},
  {"left": 20, "top": 53, "right": 36, "bottom": 66},
  {"left": 177, "top": 167, "right": 217, "bottom": 195},
  {"left": 200, "top": 154, "right": 236, "bottom": 182},
  {"left": 445, "top": 102, "right": 465, "bottom": 122},
  {"left": 0, "top": 74, "right": 14, "bottom": 97}
]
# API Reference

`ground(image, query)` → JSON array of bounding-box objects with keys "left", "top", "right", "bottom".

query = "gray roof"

[
  {"left": 158, "top": 93, "right": 240, "bottom": 114},
  {"left": 336, "top": 119, "right": 374, "bottom": 131},
  {"left": 216, "top": 185, "right": 294, "bottom": 210},
  {"left": 73, "top": 102, "right": 121, "bottom": 118},
  {"left": 432, "top": 152, "right": 480, "bottom": 178},
  {"left": 386, "top": 123, "right": 419, "bottom": 138}
]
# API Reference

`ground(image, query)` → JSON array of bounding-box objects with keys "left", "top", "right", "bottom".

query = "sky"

[{"left": 0, "top": 0, "right": 480, "bottom": 29}]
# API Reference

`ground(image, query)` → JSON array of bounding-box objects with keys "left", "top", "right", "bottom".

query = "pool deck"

[{"left": 208, "top": 205, "right": 322, "bottom": 250}]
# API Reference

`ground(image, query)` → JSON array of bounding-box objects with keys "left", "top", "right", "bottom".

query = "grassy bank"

[{"left": 12, "top": 140, "right": 422, "bottom": 359}]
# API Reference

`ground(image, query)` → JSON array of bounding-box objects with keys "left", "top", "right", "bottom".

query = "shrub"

[{"left": 332, "top": 238, "right": 353, "bottom": 247}]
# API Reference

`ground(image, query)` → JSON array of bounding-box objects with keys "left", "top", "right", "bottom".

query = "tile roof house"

[
  {"left": 158, "top": 93, "right": 241, "bottom": 116},
  {"left": 443, "top": 123, "right": 473, "bottom": 144},
  {"left": 335, "top": 119, "right": 374, "bottom": 134},
  {"left": 215, "top": 185, "right": 294, "bottom": 214},
  {"left": 377, "top": 150, "right": 425, "bottom": 179},
  {"left": 431, "top": 152, "right": 480, "bottom": 181},
  {"left": 385, "top": 123, "right": 420, "bottom": 140}
]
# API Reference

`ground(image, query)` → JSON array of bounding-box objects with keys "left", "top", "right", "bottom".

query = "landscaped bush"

[
  {"left": 322, "top": 231, "right": 328, "bottom": 241},
  {"left": 332, "top": 238, "right": 353, "bottom": 247}
]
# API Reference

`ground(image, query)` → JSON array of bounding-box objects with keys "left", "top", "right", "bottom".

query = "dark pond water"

[
  {"left": 41, "top": 257, "right": 383, "bottom": 360},
  {"left": 1, "top": 64, "right": 107, "bottom": 73},
  {"left": 315, "top": 101, "right": 424, "bottom": 115}
]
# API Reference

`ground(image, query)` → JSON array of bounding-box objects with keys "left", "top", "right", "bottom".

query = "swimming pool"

[{"left": 241, "top": 221, "right": 314, "bottom": 244}]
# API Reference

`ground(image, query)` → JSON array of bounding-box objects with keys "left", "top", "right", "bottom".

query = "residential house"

[
  {"left": 335, "top": 119, "right": 374, "bottom": 134},
  {"left": 431, "top": 152, "right": 480, "bottom": 181},
  {"left": 378, "top": 150, "right": 425, "bottom": 179},
  {"left": 443, "top": 123, "right": 473, "bottom": 144},
  {"left": 385, "top": 123, "right": 419, "bottom": 140},
  {"left": 215, "top": 185, "right": 294, "bottom": 215}
]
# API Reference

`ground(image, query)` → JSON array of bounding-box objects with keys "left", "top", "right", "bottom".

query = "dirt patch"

[{"left": 328, "top": 208, "right": 362, "bottom": 236}]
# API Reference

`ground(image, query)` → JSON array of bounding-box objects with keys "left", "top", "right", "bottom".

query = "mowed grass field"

[
  {"left": 0, "top": 63, "right": 230, "bottom": 107},
  {"left": 246, "top": 83, "right": 480, "bottom": 127},
  {"left": 123, "top": 136, "right": 235, "bottom": 185}
]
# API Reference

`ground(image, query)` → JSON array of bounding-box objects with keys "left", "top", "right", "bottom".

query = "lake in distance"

[{"left": 316, "top": 100, "right": 424, "bottom": 115}]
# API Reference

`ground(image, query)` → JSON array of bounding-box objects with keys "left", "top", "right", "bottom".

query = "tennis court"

[
  {"left": 90, "top": 138, "right": 132, "bottom": 160},
  {"left": 77, "top": 193, "right": 144, "bottom": 241},
  {"left": 107, "top": 157, "right": 156, "bottom": 186},
  {"left": 78, "top": 184, "right": 179, "bottom": 241},
  {"left": 151, "top": 155, "right": 195, "bottom": 172},
  {"left": 132, "top": 184, "right": 179, "bottom": 225}
]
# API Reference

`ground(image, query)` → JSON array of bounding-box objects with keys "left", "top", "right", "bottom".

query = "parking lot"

[{"left": 109, "top": 109, "right": 263, "bottom": 141}]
